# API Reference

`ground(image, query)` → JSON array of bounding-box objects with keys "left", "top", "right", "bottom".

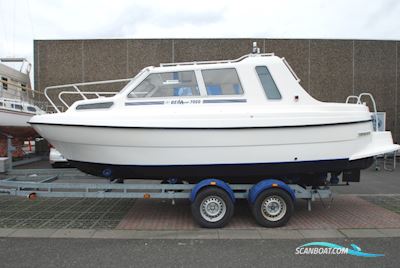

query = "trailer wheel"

[
  {"left": 191, "top": 187, "right": 234, "bottom": 228},
  {"left": 252, "top": 188, "right": 293, "bottom": 227}
]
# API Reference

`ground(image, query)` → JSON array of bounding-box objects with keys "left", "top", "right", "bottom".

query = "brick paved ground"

[
  {"left": 117, "top": 195, "right": 400, "bottom": 230},
  {"left": 1, "top": 195, "right": 400, "bottom": 230}
]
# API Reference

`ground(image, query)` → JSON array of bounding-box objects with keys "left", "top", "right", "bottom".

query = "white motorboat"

[
  {"left": 0, "top": 58, "right": 45, "bottom": 138},
  {"left": 29, "top": 47, "right": 399, "bottom": 185}
]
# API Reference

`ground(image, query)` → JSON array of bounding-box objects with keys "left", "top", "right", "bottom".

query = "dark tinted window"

[
  {"left": 27, "top": 106, "right": 37, "bottom": 112},
  {"left": 76, "top": 102, "right": 114, "bottom": 110},
  {"left": 13, "top": 104, "right": 23, "bottom": 110},
  {"left": 256, "top": 66, "right": 281, "bottom": 100}
]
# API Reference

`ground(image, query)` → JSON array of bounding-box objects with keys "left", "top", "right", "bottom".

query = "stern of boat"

[{"left": 350, "top": 131, "right": 400, "bottom": 161}]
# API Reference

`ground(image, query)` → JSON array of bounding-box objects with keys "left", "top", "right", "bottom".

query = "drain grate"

[{"left": 0, "top": 197, "right": 134, "bottom": 229}]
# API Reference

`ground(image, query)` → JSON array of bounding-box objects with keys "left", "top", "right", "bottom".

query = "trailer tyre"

[
  {"left": 252, "top": 188, "right": 293, "bottom": 228},
  {"left": 191, "top": 187, "right": 234, "bottom": 228}
]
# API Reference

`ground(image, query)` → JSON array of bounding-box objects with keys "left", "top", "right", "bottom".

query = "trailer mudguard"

[
  {"left": 248, "top": 179, "right": 295, "bottom": 204},
  {"left": 190, "top": 178, "right": 235, "bottom": 203}
]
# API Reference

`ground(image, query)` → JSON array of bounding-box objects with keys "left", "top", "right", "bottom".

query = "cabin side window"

[
  {"left": 1, "top": 77, "right": 8, "bottom": 90},
  {"left": 128, "top": 71, "right": 200, "bottom": 98},
  {"left": 27, "top": 106, "right": 37, "bottom": 112},
  {"left": 201, "top": 68, "right": 243, "bottom": 96},
  {"left": 13, "top": 104, "right": 23, "bottom": 110},
  {"left": 255, "top": 66, "right": 281, "bottom": 100}
]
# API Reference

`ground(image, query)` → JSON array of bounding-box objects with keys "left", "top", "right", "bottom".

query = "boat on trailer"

[
  {"left": 29, "top": 46, "right": 399, "bottom": 186},
  {"left": 0, "top": 58, "right": 45, "bottom": 157}
]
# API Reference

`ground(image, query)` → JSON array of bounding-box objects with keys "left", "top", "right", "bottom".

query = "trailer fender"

[
  {"left": 248, "top": 179, "right": 295, "bottom": 204},
  {"left": 190, "top": 179, "right": 235, "bottom": 203}
]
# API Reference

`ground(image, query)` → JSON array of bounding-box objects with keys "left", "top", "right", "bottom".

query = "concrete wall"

[{"left": 34, "top": 39, "right": 400, "bottom": 142}]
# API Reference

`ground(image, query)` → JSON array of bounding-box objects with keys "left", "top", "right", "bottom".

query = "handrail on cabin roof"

[{"left": 159, "top": 53, "right": 275, "bottom": 67}]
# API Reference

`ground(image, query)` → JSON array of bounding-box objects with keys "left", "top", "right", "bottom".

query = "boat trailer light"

[
  {"left": 272, "top": 183, "right": 279, "bottom": 187},
  {"left": 210, "top": 181, "right": 217, "bottom": 186},
  {"left": 143, "top": 193, "right": 151, "bottom": 199},
  {"left": 27, "top": 192, "right": 37, "bottom": 200}
]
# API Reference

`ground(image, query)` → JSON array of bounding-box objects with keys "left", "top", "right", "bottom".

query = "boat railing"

[
  {"left": 0, "top": 81, "right": 50, "bottom": 113},
  {"left": 346, "top": 92, "right": 378, "bottom": 131},
  {"left": 160, "top": 53, "right": 275, "bottom": 67},
  {"left": 44, "top": 78, "right": 133, "bottom": 113}
]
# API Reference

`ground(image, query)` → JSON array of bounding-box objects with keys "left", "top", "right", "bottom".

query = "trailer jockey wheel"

[
  {"left": 191, "top": 187, "right": 234, "bottom": 228},
  {"left": 252, "top": 188, "right": 294, "bottom": 228}
]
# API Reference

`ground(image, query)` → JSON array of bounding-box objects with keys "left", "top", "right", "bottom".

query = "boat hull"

[
  {"left": 0, "top": 109, "right": 37, "bottom": 137},
  {"left": 30, "top": 120, "right": 384, "bottom": 184},
  {"left": 69, "top": 157, "right": 374, "bottom": 184}
]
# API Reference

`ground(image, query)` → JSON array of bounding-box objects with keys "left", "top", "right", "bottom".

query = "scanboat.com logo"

[{"left": 295, "top": 242, "right": 384, "bottom": 257}]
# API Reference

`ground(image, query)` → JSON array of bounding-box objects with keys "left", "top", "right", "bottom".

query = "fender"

[
  {"left": 248, "top": 179, "right": 295, "bottom": 204},
  {"left": 190, "top": 178, "right": 235, "bottom": 203}
]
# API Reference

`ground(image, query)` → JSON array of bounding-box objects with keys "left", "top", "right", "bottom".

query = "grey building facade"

[{"left": 34, "top": 38, "right": 399, "bottom": 142}]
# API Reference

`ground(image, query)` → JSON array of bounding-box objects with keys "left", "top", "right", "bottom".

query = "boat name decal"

[
  {"left": 166, "top": 99, "right": 201, "bottom": 105},
  {"left": 125, "top": 99, "right": 247, "bottom": 106}
]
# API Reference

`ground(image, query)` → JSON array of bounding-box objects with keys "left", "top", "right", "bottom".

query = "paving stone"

[
  {"left": 340, "top": 228, "right": 387, "bottom": 238},
  {"left": 129, "top": 230, "right": 178, "bottom": 239},
  {"left": 90, "top": 206, "right": 112, "bottom": 213},
  {"left": 66, "top": 220, "right": 97, "bottom": 229},
  {"left": 176, "top": 230, "right": 219, "bottom": 239},
  {"left": 258, "top": 229, "right": 304, "bottom": 239},
  {"left": 92, "top": 230, "right": 138, "bottom": 239},
  {"left": 51, "top": 229, "right": 96, "bottom": 238},
  {"left": 299, "top": 229, "right": 345, "bottom": 238},
  {"left": 101, "top": 213, "right": 127, "bottom": 220},
  {"left": 0, "top": 219, "right": 26, "bottom": 228},
  {"left": 8, "top": 212, "right": 38, "bottom": 219},
  {"left": 377, "top": 228, "right": 400, "bottom": 237},
  {"left": 77, "top": 213, "right": 104, "bottom": 220},
  {"left": 218, "top": 229, "right": 262, "bottom": 239},
  {"left": 0, "top": 211, "right": 17, "bottom": 218},
  {"left": 0, "top": 228, "right": 16, "bottom": 237},
  {"left": 16, "top": 219, "right": 49, "bottom": 228},
  {"left": 91, "top": 220, "right": 120, "bottom": 229},
  {"left": 54, "top": 212, "right": 82, "bottom": 220},
  {"left": 33, "top": 212, "right": 59, "bottom": 220},
  {"left": 40, "top": 220, "right": 71, "bottom": 229},
  {"left": 10, "top": 228, "right": 57, "bottom": 238}
]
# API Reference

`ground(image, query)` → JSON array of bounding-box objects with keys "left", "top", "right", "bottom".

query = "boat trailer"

[{"left": 0, "top": 168, "right": 333, "bottom": 228}]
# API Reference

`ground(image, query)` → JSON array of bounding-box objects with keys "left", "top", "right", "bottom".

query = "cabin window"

[
  {"left": 255, "top": 66, "right": 281, "bottom": 100},
  {"left": 21, "top": 83, "right": 27, "bottom": 92},
  {"left": 1, "top": 77, "right": 8, "bottom": 90},
  {"left": 27, "top": 106, "right": 37, "bottom": 112},
  {"left": 76, "top": 102, "right": 114, "bottom": 110},
  {"left": 12, "top": 104, "right": 23, "bottom": 110},
  {"left": 128, "top": 71, "right": 200, "bottom": 98},
  {"left": 201, "top": 68, "right": 243, "bottom": 95}
]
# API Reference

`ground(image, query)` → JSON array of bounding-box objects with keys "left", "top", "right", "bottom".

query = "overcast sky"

[{"left": 1, "top": 0, "right": 400, "bottom": 68}]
